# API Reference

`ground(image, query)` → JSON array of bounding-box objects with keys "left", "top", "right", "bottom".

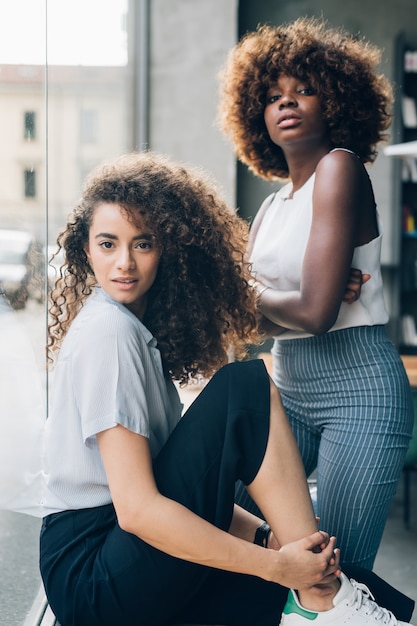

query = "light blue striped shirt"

[{"left": 42, "top": 288, "right": 183, "bottom": 513}]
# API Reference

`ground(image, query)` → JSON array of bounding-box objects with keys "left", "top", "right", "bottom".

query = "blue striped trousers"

[{"left": 272, "top": 325, "right": 414, "bottom": 569}]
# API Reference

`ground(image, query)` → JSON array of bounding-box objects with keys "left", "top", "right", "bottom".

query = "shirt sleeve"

[{"left": 71, "top": 306, "right": 152, "bottom": 448}]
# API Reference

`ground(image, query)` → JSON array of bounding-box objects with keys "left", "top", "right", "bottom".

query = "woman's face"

[
  {"left": 84, "top": 202, "right": 161, "bottom": 319},
  {"left": 264, "top": 74, "right": 329, "bottom": 151}
]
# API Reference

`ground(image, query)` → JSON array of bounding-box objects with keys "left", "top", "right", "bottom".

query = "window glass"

[
  {"left": 24, "top": 168, "right": 37, "bottom": 198},
  {"left": 0, "top": 1, "right": 130, "bottom": 623},
  {"left": 80, "top": 109, "right": 98, "bottom": 143},
  {"left": 24, "top": 111, "right": 36, "bottom": 140}
]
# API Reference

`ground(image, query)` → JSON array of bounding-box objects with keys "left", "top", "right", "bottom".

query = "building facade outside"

[{"left": 0, "top": 64, "right": 129, "bottom": 242}]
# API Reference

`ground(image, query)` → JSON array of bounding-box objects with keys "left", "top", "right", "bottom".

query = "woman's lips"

[
  {"left": 277, "top": 114, "right": 301, "bottom": 128},
  {"left": 112, "top": 277, "right": 138, "bottom": 289}
]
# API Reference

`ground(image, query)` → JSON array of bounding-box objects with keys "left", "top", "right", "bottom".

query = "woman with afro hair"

[
  {"left": 218, "top": 16, "right": 414, "bottom": 575},
  {"left": 39, "top": 151, "right": 414, "bottom": 625}
]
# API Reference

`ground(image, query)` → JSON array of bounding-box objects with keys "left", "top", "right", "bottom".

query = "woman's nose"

[
  {"left": 117, "top": 248, "right": 135, "bottom": 270},
  {"left": 279, "top": 93, "right": 297, "bottom": 107}
]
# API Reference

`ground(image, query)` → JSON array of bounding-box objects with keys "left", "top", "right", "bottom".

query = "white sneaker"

[{"left": 279, "top": 572, "right": 414, "bottom": 625}]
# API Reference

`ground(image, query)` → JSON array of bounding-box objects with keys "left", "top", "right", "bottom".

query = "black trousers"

[{"left": 40, "top": 360, "right": 415, "bottom": 626}]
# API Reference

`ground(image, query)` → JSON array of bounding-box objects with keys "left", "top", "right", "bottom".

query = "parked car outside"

[{"left": 0, "top": 229, "right": 44, "bottom": 309}]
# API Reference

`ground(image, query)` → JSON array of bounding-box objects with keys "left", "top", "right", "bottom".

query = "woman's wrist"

[{"left": 254, "top": 521, "right": 271, "bottom": 548}]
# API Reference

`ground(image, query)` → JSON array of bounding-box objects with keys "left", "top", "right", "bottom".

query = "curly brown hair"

[
  {"left": 48, "top": 151, "right": 260, "bottom": 383},
  {"left": 217, "top": 16, "right": 394, "bottom": 180}
]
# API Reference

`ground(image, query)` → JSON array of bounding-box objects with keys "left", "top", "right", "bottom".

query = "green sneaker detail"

[{"left": 283, "top": 592, "right": 319, "bottom": 620}]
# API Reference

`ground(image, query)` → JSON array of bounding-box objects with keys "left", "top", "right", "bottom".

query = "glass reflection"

[{"left": 0, "top": 1, "right": 130, "bottom": 622}]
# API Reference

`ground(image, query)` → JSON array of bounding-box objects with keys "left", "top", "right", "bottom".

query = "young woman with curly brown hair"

[
  {"left": 218, "top": 15, "right": 414, "bottom": 579},
  {"left": 39, "top": 151, "right": 414, "bottom": 625}
]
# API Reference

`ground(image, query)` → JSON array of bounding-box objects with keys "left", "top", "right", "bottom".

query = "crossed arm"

[{"left": 250, "top": 151, "right": 373, "bottom": 338}]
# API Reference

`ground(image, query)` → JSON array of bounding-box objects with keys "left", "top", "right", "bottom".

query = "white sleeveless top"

[{"left": 250, "top": 170, "right": 389, "bottom": 340}]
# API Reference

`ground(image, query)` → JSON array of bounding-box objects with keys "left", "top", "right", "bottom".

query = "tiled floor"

[{"left": 374, "top": 468, "right": 417, "bottom": 622}]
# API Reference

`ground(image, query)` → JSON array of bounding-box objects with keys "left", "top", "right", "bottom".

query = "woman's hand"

[
  {"left": 268, "top": 531, "right": 340, "bottom": 590},
  {"left": 343, "top": 268, "right": 371, "bottom": 304}
]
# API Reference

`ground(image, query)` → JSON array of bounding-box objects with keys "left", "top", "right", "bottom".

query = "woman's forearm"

[
  {"left": 251, "top": 278, "right": 334, "bottom": 335},
  {"left": 122, "top": 493, "right": 338, "bottom": 590},
  {"left": 123, "top": 492, "right": 277, "bottom": 581},
  {"left": 258, "top": 287, "right": 339, "bottom": 336},
  {"left": 229, "top": 504, "right": 281, "bottom": 550},
  {"left": 228, "top": 503, "right": 265, "bottom": 543}
]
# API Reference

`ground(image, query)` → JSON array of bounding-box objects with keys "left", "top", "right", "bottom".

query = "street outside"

[
  {"left": 0, "top": 511, "right": 41, "bottom": 625},
  {"left": 0, "top": 300, "right": 46, "bottom": 625}
]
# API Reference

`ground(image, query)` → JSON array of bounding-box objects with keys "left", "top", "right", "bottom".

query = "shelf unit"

[{"left": 386, "top": 34, "right": 417, "bottom": 354}]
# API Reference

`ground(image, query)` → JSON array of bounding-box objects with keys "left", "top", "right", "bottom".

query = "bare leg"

[
  {"left": 247, "top": 380, "right": 340, "bottom": 611},
  {"left": 247, "top": 380, "right": 317, "bottom": 542}
]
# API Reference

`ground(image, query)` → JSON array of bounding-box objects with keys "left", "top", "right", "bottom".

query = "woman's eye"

[
  {"left": 136, "top": 241, "right": 152, "bottom": 250},
  {"left": 299, "top": 87, "right": 315, "bottom": 95},
  {"left": 99, "top": 241, "right": 113, "bottom": 249},
  {"left": 267, "top": 94, "right": 280, "bottom": 104}
]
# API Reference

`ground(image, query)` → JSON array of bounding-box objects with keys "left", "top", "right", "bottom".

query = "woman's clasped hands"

[{"left": 266, "top": 529, "right": 340, "bottom": 591}]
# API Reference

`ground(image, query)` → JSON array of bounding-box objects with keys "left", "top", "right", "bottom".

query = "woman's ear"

[{"left": 84, "top": 244, "right": 92, "bottom": 268}]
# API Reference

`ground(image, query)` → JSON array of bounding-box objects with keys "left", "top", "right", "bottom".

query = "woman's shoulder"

[
  {"left": 72, "top": 290, "right": 149, "bottom": 343},
  {"left": 318, "top": 148, "right": 361, "bottom": 167},
  {"left": 61, "top": 292, "right": 154, "bottom": 369},
  {"left": 316, "top": 148, "right": 367, "bottom": 181},
  {"left": 329, "top": 147, "right": 361, "bottom": 160},
  {"left": 77, "top": 289, "right": 128, "bottom": 323}
]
